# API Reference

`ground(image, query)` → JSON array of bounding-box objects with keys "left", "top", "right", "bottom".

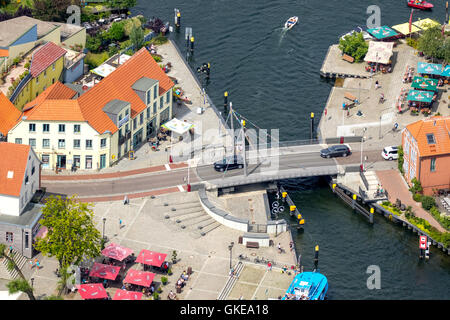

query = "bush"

[
  {"left": 24, "top": 62, "right": 30, "bottom": 69},
  {"left": 338, "top": 32, "right": 368, "bottom": 62},
  {"left": 397, "top": 146, "right": 404, "bottom": 173},
  {"left": 86, "top": 35, "right": 102, "bottom": 53},
  {"left": 152, "top": 292, "right": 159, "bottom": 300},
  {"left": 421, "top": 196, "right": 436, "bottom": 210},
  {"left": 161, "top": 276, "right": 168, "bottom": 285},
  {"left": 409, "top": 178, "right": 423, "bottom": 194},
  {"left": 413, "top": 193, "right": 422, "bottom": 202},
  {"left": 167, "top": 268, "right": 172, "bottom": 275},
  {"left": 157, "top": 286, "right": 162, "bottom": 293},
  {"left": 85, "top": 52, "right": 109, "bottom": 69},
  {"left": 406, "top": 37, "right": 418, "bottom": 49},
  {"left": 152, "top": 54, "right": 162, "bottom": 62}
]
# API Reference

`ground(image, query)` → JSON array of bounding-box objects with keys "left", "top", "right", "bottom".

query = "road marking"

[
  {"left": 165, "top": 164, "right": 171, "bottom": 171},
  {"left": 177, "top": 185, "right": 185, "bottom": 192}
]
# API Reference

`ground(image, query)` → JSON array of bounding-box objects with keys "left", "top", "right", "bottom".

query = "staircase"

[
  {"left": 217, "top": 261, "right": 244, "bottom": 300},
  {"left": 360, "top": 171, "right": 388, "bottom": 201},
  {"left": 0, "top": 249, "right": 28, "bottom": 280}
]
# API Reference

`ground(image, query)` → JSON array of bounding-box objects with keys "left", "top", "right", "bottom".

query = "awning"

[
  {"left": 441, "top": 65, "right": 450, "bottom": 77},
  {"left": 367, "top": 26, "right": 398, "bottom": 39},
  {"left": 391, "top": 22, "right": 422, "bottom": 35},
  {"left": 91, "top": 63, "right": 116, "bottom": 78},
  {"left": 101, "top": 242, "right": 133, "bottom": 262},
  {"left": 135, "top": 250, "right": 167, "bottom": 267},
  {"left": 77, "top": 283, "right": 108, "bottom": 300},
  {"left": 162, "top": 118, "right": 194, "bottom": 135},
  {"left": 411, "top": 76, "right": 438, "bottom": 91},
  {"left": 413, "top": 18, "right": 440, "bottom": 30},
  {"left": 123, "top": 269, "right": 155, "bottom": 288},
  {"left": 113, "top": 289, "right": 143, "bottom": 300},
  {"left": 364, "top": 41, "right": 394, "bottom": 64},
  {"left": 406, "top": 89, "right": 434, "bottom": 103},
  {"left": 417, "top": 62, "right": 443, "bottom": 75},
  {"left": 89, "top": 262, "right": 121, "bottom": 280}
]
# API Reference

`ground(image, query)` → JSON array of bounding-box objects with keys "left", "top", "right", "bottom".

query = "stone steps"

[
  {"left": 199, "top": 221, "right": 221, "bottom": 236},
  {"left": 180, "top": 215, "right": 212, "bottom": 228},
  {"left": 0, "top": 249, "right": 28, "bottom": 280}
]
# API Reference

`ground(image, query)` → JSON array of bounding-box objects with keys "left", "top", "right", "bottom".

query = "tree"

[
  {"left": 33, "top": 0, "right": 82, "bottom": 22},
  {"left": 148, "top": 18, "right": 165, "bottom": 34},
  {"left": 34, "top": 195, "right": 102, "bottom": 271},
  {"left": 338, "top": 32, "right": 368, "bottom": 62},
  {"left": 106, "top": 21, "right": 125, "bottom": 42},
  {"left": 86, "top": 35, "right": 102, "bottom": 53},
  {"left": 442, "top": 38, "right": 450, "bottom": 64},
  {"left": 417, "top": 25, "right": 444, "bottom": 61},
  {"left": 0, "top": 244, "right": 35, "bottom": 300},
  {"left": 124, "top": 17, "right": 142, "bottom": 37},
  {"left": 105, "top": 0, "right": 136, "bottom": 9},
  {"left": 130, "top": 24, "right": 144, "bottom": 52}
]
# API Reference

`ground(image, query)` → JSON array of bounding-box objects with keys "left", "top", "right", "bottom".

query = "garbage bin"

[{"left": 187, "top": 266, "right": 192, "bottom": 275}]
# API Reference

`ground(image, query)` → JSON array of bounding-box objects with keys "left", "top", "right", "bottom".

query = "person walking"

[
  {"left": 119, "top": 219, "right": 123, "bottom": 229},
  {"left": 36, "top": 260, "right": 40, "bottom": 270},
  {"left": 267, "top": 261, "right": 272, "bottom": 271},
  {"left": 29, "top": 259, "right": 34, "bottom": 269},
  {"left": 277, "top": 243, "right": 282, "bottom": 253}
]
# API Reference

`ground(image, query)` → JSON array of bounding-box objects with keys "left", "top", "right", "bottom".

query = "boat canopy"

[
  {"left": 407, "top": 89, "right": 434, "bottom": 103},
  {"left": 391, "top": 22, "right": 421, "bottom": 35},
  {"left": 413, "top": 18, "right": 440, "bottom": 30},
  {"left": 417, "top": 62, "right": 443, "bottom": 76},
  {"left": 367, "top": 26, "right": 398, "bottom": 40},
  {"left": 411, "top": 76, "right": 438, "bottom": 91},
  {"left": 364, "top": 41, "right": 394, "bottom": 64}
]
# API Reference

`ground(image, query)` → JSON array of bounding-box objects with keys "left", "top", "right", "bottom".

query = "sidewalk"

[{"left": 376, "top": 169, "right": 445, "bottom": 233}]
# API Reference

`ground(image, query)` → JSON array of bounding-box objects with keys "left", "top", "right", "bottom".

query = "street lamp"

[
  {"left": 102, "top": 218, "right": 106, "bottom": 240},
  {"left": 360, "top": 128, "right": 367, "bottom": 170},
  {"left": 228, "top": 242, "right": 234, "bottom": 270}
]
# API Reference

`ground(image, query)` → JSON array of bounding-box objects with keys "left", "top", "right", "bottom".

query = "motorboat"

[
  {"left": 340, "top": 26, "right": 374, "bottom": 41},
  {"left": 407, "top": 0, "right": 434, "bottom": 10},
  {"left": 284, "top": 16, "right": 298, "bottom": 30},
  {"left": 282, "top": 271, "right": 328, "bottom": 300}
]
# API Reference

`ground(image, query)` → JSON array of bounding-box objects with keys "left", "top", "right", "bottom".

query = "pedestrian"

[
  {"left": 375, "top": 80, "right": 380, "bottom": 89},
  {"left": 119, "top": 219, "right": 123, "bottom": 229},
  {"left": 289, "top": 242, "right": 294, "bottom": 252},
  {"left": 267, "top": 261, "right": 272, "bottom": 271},
  {"left": 29, "top": 260, "right": 34, "bottom": 269},
  {"left": 277, "top": 243, "right": 281, "bottom": 253},
  {"left": 36, "top": 260, "right": 40, "bottom": 270},
  {"left": 9, "top": 246, "right": 13, "bottom": 255}
]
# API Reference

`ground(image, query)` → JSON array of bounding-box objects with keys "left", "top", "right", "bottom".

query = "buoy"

[{"left": 299, "top": 219, "right": 305, "bottom": 225}]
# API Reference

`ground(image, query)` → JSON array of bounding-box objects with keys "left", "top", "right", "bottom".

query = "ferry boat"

[
  {"left": 407, "top": 0, "right": 433, "bottom": 10},
  {"left": 282, "top": 271, "right": 328, "bottom": 300},
  {"left": 284, "top": 16, "right": 298, "bottom": 30}
]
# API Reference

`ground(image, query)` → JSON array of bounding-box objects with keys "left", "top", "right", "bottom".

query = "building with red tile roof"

[
  {"left": 30, "top": 42, "right": 67, "bottom": 78},
  {"left": 0, "top": 92, "right": 21, "bottom": 138},
  {"left": 402, "top": 116, "right": 450, "bottom": 195}
]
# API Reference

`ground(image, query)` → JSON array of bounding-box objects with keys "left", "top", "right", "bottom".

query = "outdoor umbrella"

[
  {"left": 406, "top": 89, "right": 434, "bottom": 103},
  {"left": 135, "top": 249, "right": 168, "bottom": 268},
  {"left": 78, "top": 283, "right": 108, "bottom": 300},
  {"left": 101, "top": 242, "right": 133, "bottom": 262},
  {"left": 123, "top": 269, "right": 155, "bottom": 288},
  {"left": 113, "top": 289, "right": 143, "bottom": 300},
  {"left": 89, "top": 262, "right": 121, "bottom": 281}
]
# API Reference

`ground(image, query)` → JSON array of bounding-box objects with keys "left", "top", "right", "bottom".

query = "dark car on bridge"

[
  {"left": 214, "top": 155, "right": 244, "bottom": 172},
  {"left": 320, "top": 145, "right": 351, "bottom": 158}
]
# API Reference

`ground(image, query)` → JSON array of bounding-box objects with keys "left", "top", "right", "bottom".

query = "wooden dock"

[{"left": 320, "top": 44, "right": 370, "bottom": 79}]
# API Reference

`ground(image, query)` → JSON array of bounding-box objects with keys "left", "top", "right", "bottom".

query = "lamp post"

[
  {"left": 102, "top": 217, "right": 106, "bottom": 240},
  {"left": 228, "top": 242, "right": 234, "bottom": 270},
  {"left": 361, "top": 128, "right": 367, "bottom": 170}
]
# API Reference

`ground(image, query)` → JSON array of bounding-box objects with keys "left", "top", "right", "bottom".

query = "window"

[
  {"left": 125, "top": 124, "right": 129, "bottom": 133},
  {"left": 52, "top": 78, "right": 55, "bottom": 84},
  {"left": 44, "top": 70, "right": 46, "bottom": 77},
  {"left": 73, "top": 139, "right": 80, "bottom": 149},
  {"left": 29, "top": 123, "right": 36, "bottom": 132},
  {"left": 29, "top": 138, "right": 36, "bottom": 148},
  {"left": 153, "top": 102, "right": 157, "bottom": 114},
  {"left": 25, "top": 175, "right": 29, "bottom": 184},
  {"left": 166, "top": 91, "right": 170, "bottom": 103},
  {"left": 86, "top": 139, "right": 92, "bottom": 149},
  {"left": 426, "top": 134, "right": 435, "bottom": 144},
  {"left": 41, "top": 154, "right": 49, "bottom": 164},
  {"left": 85, "top": 155, "right": 92, "bottom": 169},
  {"left": 140, "top": 113, "right": 143, "bottom": 125},
  {"left": 43, "top": 124, "right": 50, "bottom": 132},
  {"left": 101, "top": 138, "right": 107, "bottom": 148},
  {"left": 430, "top": 158, "right": 436, "bottom": 172},
  {"left": 58, "top": 124, "right": 65, "bottom": 133},
  {"left": 159, "top": 97, "right": 163, "bottom": 109},
  {"left": 119, "top": 114, "right": 123, "bottom": 122},
  {"left": 146, "top": 107, "right": 150, "bottom": 119},
  {"left": 133, "top": 118, "right": 137, "bottom": 130},
  {"left": 6, "top": 232, "right": 13, "bottom": 243},
  {"left": 58, "top": 139, "right": 65, "bottom": 149},
  {"left": 52, "top": 62, "right": 55, "bottom": 70},
  {"left": 15, "top": 138, "right": 22, "bottom": 144},
  {"left": 125, "top": 109, "right": 129, "bottom": 116},
  {"left": 74, "top": 124, "right": 81, "bottom": 133},
  {"left": 36, "top": 75, "right": 39, "bottom": 84},
  {"left": 42, "top": 139, "right": 50, "bottom": 148},
  {"left": 146, "top": 89, "right": 151, "bottom": 104},
  {"left": 31, "top": 166, "right": 35, "bottom": 175},
  {"left": 25, "top": 232, "right": 29, "bottom": 249},
  {"left": 153, "top": 85, "right": 157, "bottom": 99}
]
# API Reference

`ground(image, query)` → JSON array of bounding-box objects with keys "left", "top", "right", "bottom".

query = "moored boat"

[
  {"left": 282, "top": 271, "right": 328, "bottom": 300},
  {"left": 407, "top": 0, "right": 433, "bottom": 10},
  {"left": 284, "top": 16, "right": 298, "bottom": 30}
]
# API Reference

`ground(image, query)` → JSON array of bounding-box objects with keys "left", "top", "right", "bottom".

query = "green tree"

[
  {"left": 338, "top": 32, "right": 368, "bottom": 62},
  {"left": 0, "top": 244, "right": 35, "bottom": 300},
  {"left": 86, "top": 35, "right": 102, "bottom": 53},
  {"left": 421, "top": 196, "right": 436, "bottom": 211},
  {"left": 417, "top": 25, "right": 444, "bottom": 61},
  {"left": 130, "top": 24, "right": 144, "bottom": 52},
  {"left": 34, "top": 196, "right": 102, "bottom": 271},
  {"left": 442, "top": 38, "right": 450, "bottom": 63},
  {"left": 106, "top": 21, "right": 125, "bottom": 42},
  {"left": 397, "top": 146, "right": 404, "bottom": 173},
  {"left": 124, "top": 17, "right": 142, "bottom": 37},
  {"left": 409, "top": 178, "right": 423, "bottom": 194},
  {"left": 104, "top": 0, "right": 136, "bottom": 9},
  {"left": 33, "top": 0, "right": 82, "bottom": 22}
]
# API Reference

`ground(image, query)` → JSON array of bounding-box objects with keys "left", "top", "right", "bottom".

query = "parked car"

[
  {"left": 320, "top": 144, "right": 351, "bottom": 158},
  {"left": 214, "top": 155, "right": 244, "bottom": 172},
  {"left": 381, "top": 146, "right": 399, "bottom": 160}
]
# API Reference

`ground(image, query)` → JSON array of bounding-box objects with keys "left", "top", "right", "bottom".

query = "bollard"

[
  {"left": 224, "top": 91, "right": 228, "bottom": 113},
  {"left": 176, "top": 11, "right": 181, "bottom": 28},
  {"left": 187, "top": 184, "right": 191, "bottom": 192},
  {"left": 299, "top": 219, "right": 305, "bottom": 225},
  {"left": 290, "top": 205, "right": 296, "bottom": 217},
  {"left": 370, "top": 207, "right": 374, "bottom": 224},
  {"left": 282, "top": 192, "right": 287, "bottom": 203},
  {"left": 297, "top": 214, "right": 302, "bottom": 220},
  {"left": 310, "top": 112, "right": 315, "bottom": 141},
  {"left": 206, "top": 62, "right": 210, "bottom": 79},
  {"left": 190, "top": 36, "right": 195, "bottom": 53},
  {"left": 352, "top": 194, "right": 357, "bottom": 209},
  {"left": 314, "top": 245, "right": 319, "bottom": 270},
  {"left": 332, "top": 184, "right": 336, "bottom": 193}
]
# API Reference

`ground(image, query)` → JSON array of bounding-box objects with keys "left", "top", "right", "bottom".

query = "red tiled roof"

[
  {"left": 0, "top": 92, "right": 21, "bottom": 136},
  {"left": 23, "top": 81, "right": 77, "bottom": 110},
  {"left": 0, "top": 49, "right": 8, "bottom": 57},
  {"left": 30, "top": 42, "right": 66, "bottom": 78},
  {"left": 78, "top": 48, "right": 174, "bottom": 134},
  {"left": 0, "top": 142, "right": 30, "bottom": 197},
  {"left": 24, "top": 99, "right": 84, "bottom": 122},
  {"left": 406, "top": 116, "right": 450, "bottom": 157}
]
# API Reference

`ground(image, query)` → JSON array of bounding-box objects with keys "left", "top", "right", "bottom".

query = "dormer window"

[{"left": 426, "top": 133, "right": 435, "bottom": 145}]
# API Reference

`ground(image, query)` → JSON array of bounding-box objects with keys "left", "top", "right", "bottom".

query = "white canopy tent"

[
  {"left": 364, "top": 41, "right": 394, "bottom": 65},
  {"left": 162, "top": 118, "right": 194, "bottom": 135}
]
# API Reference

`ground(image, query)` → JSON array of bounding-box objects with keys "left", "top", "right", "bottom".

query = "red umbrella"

[
  {"left": 101, "top": 242, "right": 133, "bottom": 262},
  {"left": 89, "top": 262, "right": 121, "bottom": 280},
  {"left": 123, "top": 269, "right": 155, "bottom": 287},
  {"left": 113, "top": 289, "right": 143, "bottom": 300},
  {"left": 78, "top": 283, "right": 108, "bottom": 300},
  {"left": 135, "top": 249, "right": 167, "bottom": 267}
]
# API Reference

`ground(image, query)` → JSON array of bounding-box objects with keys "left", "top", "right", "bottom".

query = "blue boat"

[{"left": 282, "top": 271, "right": 328, "bottom": 300}]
